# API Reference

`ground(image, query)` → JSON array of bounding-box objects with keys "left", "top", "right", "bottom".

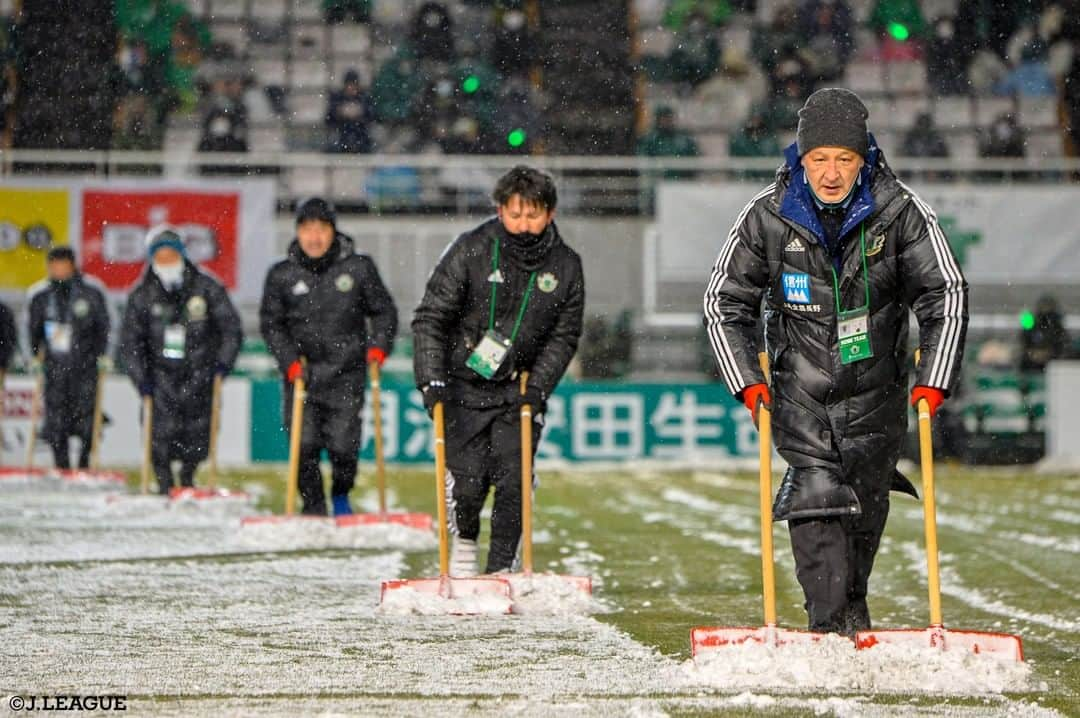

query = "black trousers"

[
  {"left": 285, "top": 384, "right": 364, "bottom": 516},
  {"left": 444, "top": 403, "right": 541, "bottom": 573},
  {"left": 788, "top": 485, "right": 890, "bottom": 635},
  {"left": 44, "top": 366, "right": 96, "bottom": 469}
]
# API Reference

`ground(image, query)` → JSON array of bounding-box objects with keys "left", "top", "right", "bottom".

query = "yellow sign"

[{"left": 0, "top": 187, "right": 71, "bottom": 290}]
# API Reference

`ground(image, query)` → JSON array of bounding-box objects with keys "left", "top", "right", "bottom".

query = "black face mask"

[{"left": 499, "top": 222, "right": 559, "bottom": 271}]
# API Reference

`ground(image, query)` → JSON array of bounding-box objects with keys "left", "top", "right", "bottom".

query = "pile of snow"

[
  {"left": 377, "top": 582, "right": 514, "bottom": 616},
  {"left": 233, "top": 517, "right": 436, "bottom": 552},
  {"left": 507, "top": 573, "right": 602, "bottom": 615},
  {"left": 682, "top": 634, "right": 1035, "bottom": 695}
]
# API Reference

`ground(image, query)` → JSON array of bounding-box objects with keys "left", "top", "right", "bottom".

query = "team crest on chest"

[
  {"left": 335, "top": 273, "right": 354, "bottom": 292},
  {"left": 187, "top": 295, "right": 207, "bottom": 320},
  {"left": 866, "top": 233, "right": 887, "bottom": 257},
  {"left": 292, "top": 280, "right": 310, "bottom": 296},
  {"left": 537, "top": 272, "right": 558, "bottom": 293},
  {"left": 73, "top": 299, "right": 90, "bottom": 318}
]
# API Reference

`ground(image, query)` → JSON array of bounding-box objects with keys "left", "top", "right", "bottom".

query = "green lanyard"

[
  {"left": 828, "top": 224, "right": 871, "bottom": 316},
  {"left": 488, "top": 237, "right": 536, "bottom": 343}
]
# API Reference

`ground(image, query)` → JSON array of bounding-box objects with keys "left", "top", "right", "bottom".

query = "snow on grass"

[
  {"left": 897, "top": 542, "right": 1080, "bottom": 634},
  {"left": 683, "top": 634, "right": 1034, "bottom": 695},
  {"left": 233, "top": 517, "right": 437, "bottom": 553}
]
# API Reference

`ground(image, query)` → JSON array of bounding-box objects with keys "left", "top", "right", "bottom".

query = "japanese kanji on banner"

[{"left": 249, "top": 376, "right": 756, "bottom": 464}]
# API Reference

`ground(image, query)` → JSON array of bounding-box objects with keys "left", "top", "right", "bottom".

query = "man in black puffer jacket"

[
  {"left": 413, "top": 165, "right": 585, "bottom": 576},
  {"left": 260, "top": 198, "right": 398, "bottom": 516},
  {"left": 119, "top": 227, "right": 243, "bottom": 493},
  {"left": 704, "top": 88, "right": 968, "bottom": 635},
  {"left": 28, "top": 247, "right": 110, "bottom": 469}
]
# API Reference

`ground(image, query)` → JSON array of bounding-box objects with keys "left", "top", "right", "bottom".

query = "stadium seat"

[
  {"left": 330, "top": 167, "right": 371, "bottom": 201},
  {"left": 250, "top": 126, "right": 286, "bottom": 153},
  {"left": 291, "top": 23, "right": 328, "bottom": 59},
  {"left": 290, "top": 61, "right": 331, "bottom": 91},
  {"left": 845, "top": 61, "right": 883, "bottom": 95},
  {"left": 211, "top": 22, "right": 249, "bottom": 57},
  {"left": 973, "top": 96, "right": 1016, "bottom": 126},
  {"left": 695, "top": 132, "right": 729, "bottom": 158},
  {"left": 331, "top": 24, "right": 372, "bottom": 54},
  {"left": 884, "top": 60, "right": 927, "bottom": 95},
  {"left": 948, "top": 131, "right": 979, "bottom": 160},
  {"left": 207, "top": 0, "right": 246, "bottom": 21},
  {"left": 251, "top": 59, "right": 288, "bottom": 86},
  {"left": 290, "top": 91, "right": 327, "bottom": 124},
  {"left": 293, "top": 0, "right": 322, "bottom": 21},
  {"left": 330, "top": 60, "right": 373, "bottom": 87},
  {"left": 288, "top": 166, "right": 330, "bottom": 198},
  {"left": 1026, "top": 130, "right": 1064, "bottom": 160},
  {"left": 1019, "top": 97, "right": 1058, "bottom": 129},
  {"left": 252, "top": 0, "right": 288, "bottom": 22},
  {"left": 933, "top": 97, "right": 974, "bottom": 131}
]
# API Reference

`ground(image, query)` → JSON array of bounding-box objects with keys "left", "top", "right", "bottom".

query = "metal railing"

[{"left": 3, "top": 149, "right": 1080, "bottom": 215}]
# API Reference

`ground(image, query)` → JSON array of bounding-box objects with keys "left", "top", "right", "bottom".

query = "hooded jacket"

[
  {"left": 412, "top": 218, "right": 584, "bottom": 407},
  {"left": 704, "top": 139, "right": 968, "bottom": 520},
  {"left": 260, "top": 233, "right": 398, "bottom": 399},
  {"left": 0, "top": 301, "right": 18, "bottom": 369}
]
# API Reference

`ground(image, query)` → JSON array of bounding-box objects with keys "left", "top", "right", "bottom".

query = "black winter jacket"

[
  {"left": 28, "top": 275, "right": 110, "bottom": 370},
  {"left": 413, "top": 218, "right": 584, "bottom": 407},
  {"left": 0, "top": 301, "right": 15, "bottom": 369},
  {"left": 259, "top": 233, "right": 398, "bottom": 399},
  {"left": 705, "top": 145, "right": 968, "bottom": 520},
  {"left": 119, "top": 261, "right": 243, "bottom": 405}
]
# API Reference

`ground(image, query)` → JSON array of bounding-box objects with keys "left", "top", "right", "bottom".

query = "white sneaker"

[{"left": 450, "top": 537, "right": 478, "bottom": 577}]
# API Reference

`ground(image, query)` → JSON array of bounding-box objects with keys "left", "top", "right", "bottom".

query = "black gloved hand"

[
  {"left": 421, "top": 380, "right": 449, "bottom": 417},
  {"left": 518, "top": 384, "right": 545, "bottom": 413},
  {"left": 138, "top": 381, "right": 154, "bottom": 398}
]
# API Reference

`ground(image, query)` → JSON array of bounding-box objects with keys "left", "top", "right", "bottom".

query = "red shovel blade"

[
  {"left": 856, "top": 626, "right": 1024, "bottom": 661},
  {"left": 380, "top": 576, "right": 513, "bottom": 614},
  {"left": 169, "top": 487, "right": 250, "bottom": 501},
  {"left": 239, "top": 514, "right": 336, "bottom": 527},
  {"left": 335, "top": 512, "right": 434, "bottom": 532},
  {"left": 691, "top": 626, "right": 830, "bottom": 656}
]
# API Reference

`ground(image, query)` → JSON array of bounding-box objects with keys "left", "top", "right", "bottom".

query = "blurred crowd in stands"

[{"left": 2, "top": 0, "right": 1080, "bottom": 166}]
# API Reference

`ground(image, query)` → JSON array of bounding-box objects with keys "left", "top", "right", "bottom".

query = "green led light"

[
  {"left": 1020, "top": 311, "right": 1035, "bottom": 331},
  {"left": 507, "top": 128, "right": 526, "bottom": 147},
  {"left": 887, "top": 22, "right": 910, "bottom": 41},
  {"left": 462, "top": 75, "right": 480, "bottom": 94}
]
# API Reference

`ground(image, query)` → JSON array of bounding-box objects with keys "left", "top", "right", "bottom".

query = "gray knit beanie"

[{"left": 796, "top": 88, "right": 869, "bottom": 157}]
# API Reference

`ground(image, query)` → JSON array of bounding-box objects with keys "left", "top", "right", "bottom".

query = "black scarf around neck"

[{"left": 498, "top": 222, "right": 559, "bottom": 271}]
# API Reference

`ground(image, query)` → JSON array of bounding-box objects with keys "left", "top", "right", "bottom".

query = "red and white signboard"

[
  {"left": 81, "top": 189, "right": 240, "bottom": 291},
  {"left": 1, "top": 179, "right": 275, "bottom": 302}
]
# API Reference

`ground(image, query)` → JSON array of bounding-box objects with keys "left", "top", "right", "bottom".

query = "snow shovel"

[
  {"left": 692, "top": 353, "right": 824, "bottom": 655},
  {"left": 336, "top": 362, "right": 433, "bottom": 531},
  {"left": 89, "top": 365, "right": 105, "bottom": 471},
  {"left": 855, "top": 397, "right": 1024, "bottom": 661},
  {"left": 24, "top": 363, "right": 44, "bottom": 469},
  {"left": 379, "top": 401, "right": 512, "bottom": 611},
  {"left": 241, "top": 366, "right": 330, "bottom": 525},
  {"left": 502, "top": 373, "right": 591, "bottom": 598},
  {"left": 170, "top": 374, "right": 248, "bottom": 501},
  {"left": 140, "top": 396, "right": 153, "bottom": 495}
]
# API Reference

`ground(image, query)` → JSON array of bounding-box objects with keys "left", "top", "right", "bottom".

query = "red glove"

[
  {"left": 911, "top": 385, "right": 945, "bottom": 417},
  {"left": 367, "top": 347, "right": 387, "bottom": 367},
  {"left": 286, "top": 360, "right": 303, "bottom": 384},
  {"left": 740, "top": 383, "right": 771, "bottom": 425}
]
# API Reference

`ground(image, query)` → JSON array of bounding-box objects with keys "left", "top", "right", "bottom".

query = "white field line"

[{"left": 898, "top": 542, "right": 1080, "bottom": 634}]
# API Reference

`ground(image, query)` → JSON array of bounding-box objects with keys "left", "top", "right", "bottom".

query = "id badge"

[
  {"left": 45, "top": 321, "right": 73, "bottom": 354},
  {"left": 466, "top": 330, "right": 510, "bottom": 379},
  {"left": 163, "top": 324, "right": 186, "bottom": 359},
  {"left": 837, "top": 308, "right": 873, "bottom": 364}
]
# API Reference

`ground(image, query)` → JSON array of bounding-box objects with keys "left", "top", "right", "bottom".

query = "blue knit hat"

[{"left": 145, "top": 226, "right": 187, "bottom": 259}]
